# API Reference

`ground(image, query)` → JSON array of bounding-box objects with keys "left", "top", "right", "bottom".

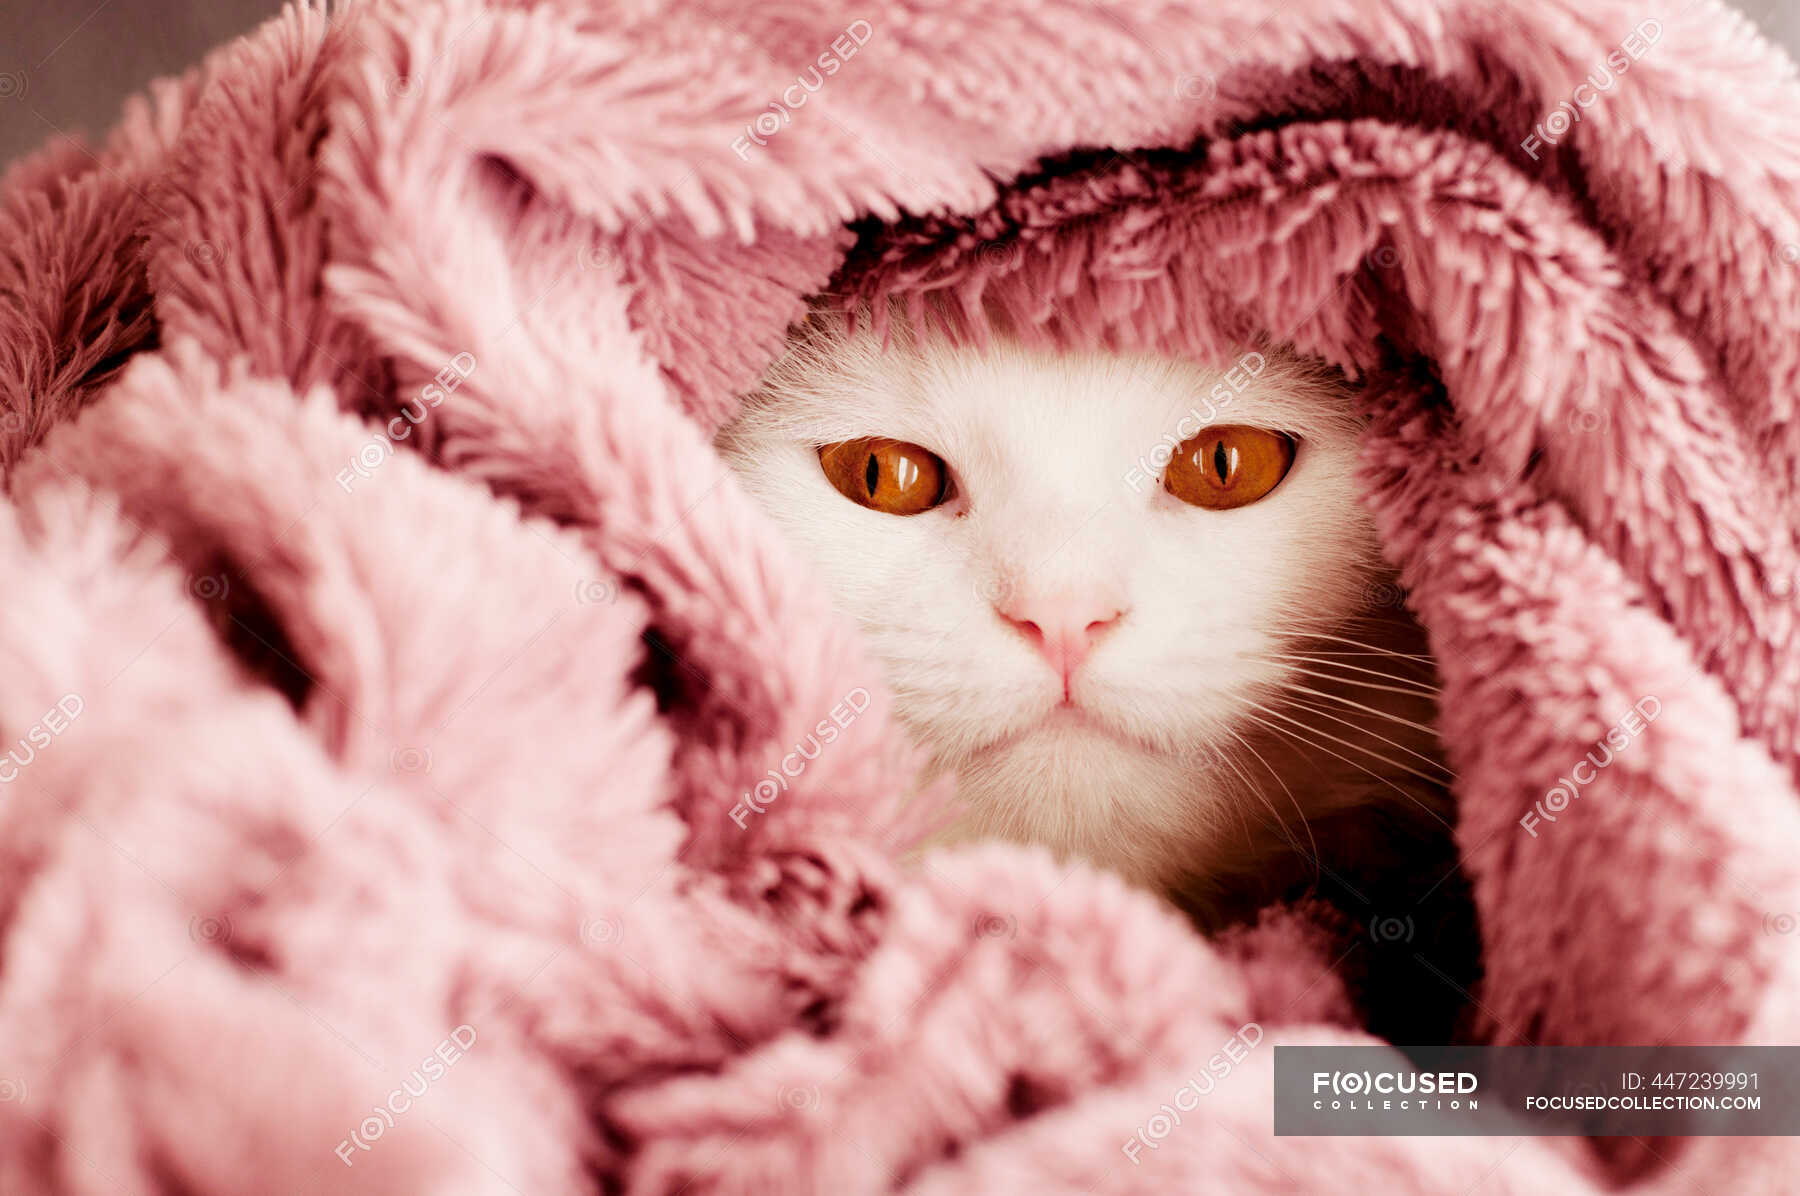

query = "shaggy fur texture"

[{"left": 0, "top": 0, "right": 1798, "bottom": 1192}]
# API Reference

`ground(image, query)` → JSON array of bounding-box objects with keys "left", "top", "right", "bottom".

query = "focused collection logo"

[{"left": 1310, "top": 1069, "right": 1480, "bottom": 1112}]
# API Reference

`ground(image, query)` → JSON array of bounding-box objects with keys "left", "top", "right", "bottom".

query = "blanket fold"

[{"left": 2, "top": 0, "right": 1799, "bottom": 1191}]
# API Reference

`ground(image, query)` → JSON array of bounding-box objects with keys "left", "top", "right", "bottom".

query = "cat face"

[{"left": 719, "top": 315, "right": 1438, "bottom": 900}]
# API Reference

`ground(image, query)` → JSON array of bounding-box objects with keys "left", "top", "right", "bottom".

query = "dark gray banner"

[{"left": 1274, "top": 1046, "right": 1800, "bottom": 1136}]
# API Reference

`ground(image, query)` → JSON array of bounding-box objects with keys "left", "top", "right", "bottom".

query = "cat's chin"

[
  {"left": 969, "top": 700, "right": 1168, "bottom": 760},
  {"left": 920, "top": 711, "right": 1239, "bottom": 892}
]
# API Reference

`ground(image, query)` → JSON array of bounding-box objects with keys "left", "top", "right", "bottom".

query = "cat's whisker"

[
  {"left": 1240, "top": 711, "right": 1456, "bottom": 832},
  {"left": 1277, "top": 683, "right": 1441, "bottom": 736},
  {"left": 1207, "top": 743, "right": 1261, "bottom": 848},
  {"left": 1245, "top": 648, "right": 1440, "bottom": 688},
  {"left": 1265, "top": 630, "right": 1440, "bottom": 671},
  {"left": 1276, "top": 609, "right": 1420, "bottom": 626},
  {"left": 1255, "top": 665, "right": 1442, "bottom": 706},
  {"left": 1277, "top": 695, "right": 1452, "bottom": 778},
  {"left": 1269, "top": 626, "right": 1439, "bottom": 661},
  {"left": 1208, "top": 737, "right": 1286, "bottom": 840},
  {"left": 1237, "top": 698, "right": 1456, "bottom": 790},
  {"left": 1257, "top": 652, "right": 1442, "bottom": 693},
  {"left": 1283, "top": 650, "right": 1438, "bottom": 673},
  {"left": 1261, "top": 663, "right": 1442, "bottom": 703},
  {"left": 1219, "top": 725, "right": 1321, "bottom": 880}
]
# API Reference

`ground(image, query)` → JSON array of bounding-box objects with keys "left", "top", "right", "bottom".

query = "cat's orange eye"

[
  {"left": 1164, "top": 426, "right": 1296, "bottom": 510},
  {"left": 819, "top": 438, "right": 949, "bottom": 515}
]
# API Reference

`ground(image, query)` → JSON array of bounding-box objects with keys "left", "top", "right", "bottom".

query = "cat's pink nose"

[{"left": 997, "top": 591, "right": 1127, "bottom": 690}]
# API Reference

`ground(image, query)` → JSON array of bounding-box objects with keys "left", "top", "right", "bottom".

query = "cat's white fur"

[{"left": 719, "top": 313, "right": 1444, "bottom": 920}]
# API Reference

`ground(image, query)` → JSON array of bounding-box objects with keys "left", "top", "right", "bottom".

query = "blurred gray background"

[{"left": 1, "top": 0, "right": 1798, "bottom": 169}]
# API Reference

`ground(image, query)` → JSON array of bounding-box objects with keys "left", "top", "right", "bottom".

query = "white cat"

[{"left": 719, "top": 311, "right": 1449, "bottom": 927}]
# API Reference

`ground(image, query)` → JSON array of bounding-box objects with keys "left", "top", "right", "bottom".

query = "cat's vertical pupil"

[
  {"left": 816, "top": 438, "right": 948, "bottom": 515},
  {"left": 1163, "top": 425, "right": 1293, "bottom": 508}
]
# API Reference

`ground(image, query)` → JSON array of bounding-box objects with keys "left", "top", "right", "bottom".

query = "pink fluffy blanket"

[{"left": 3, "top": 0, "right": 1800, "bottom": 1191}]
